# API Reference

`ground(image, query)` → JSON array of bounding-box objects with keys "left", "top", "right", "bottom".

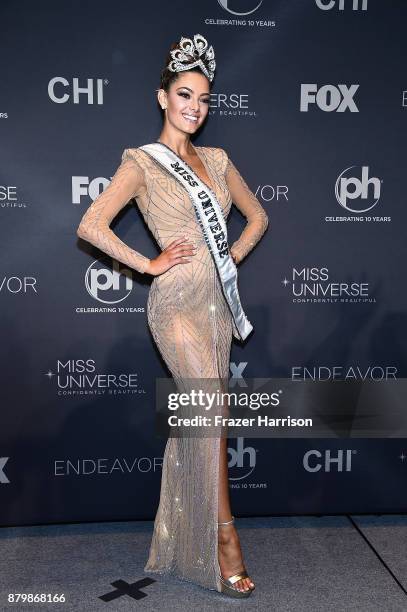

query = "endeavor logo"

[
  {"left": 300, "top": 84, "right": 359, "bottom": 113},
  {"left": 55, "top": 456, "right": 163, "bottom": 476},
  {"left": 217, "top": 0, "right": 263, "bottom": 16},
  {"left": 255, "top": 183, "right": 288, "bottom": 203},
  {"left": 292, "top": 365, "right": 398, "bottom": 381},
  {"left": 48, "top": 77, "right": 108, "bottom": 105},
  {"left": 0, "top": 275, "right": 37, "bottom": 294},
  {"left": 335, "top": 166, "right": 381, "bottom": 213}
]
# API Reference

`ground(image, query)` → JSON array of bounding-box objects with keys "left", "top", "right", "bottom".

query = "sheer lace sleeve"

[
  {"left": 76, "top": 148, "right": 151, "bottom": 274},
  {"left": 223, "top": 150, "right": 269, "bottom": 264}
]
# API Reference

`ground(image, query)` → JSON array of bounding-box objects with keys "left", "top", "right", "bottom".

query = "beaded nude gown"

[{"left": 76, "top": 144, "right": 269, "bottom": 592}]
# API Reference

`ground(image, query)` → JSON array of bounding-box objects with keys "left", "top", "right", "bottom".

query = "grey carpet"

[{"left": 1, "top": 515, "right": 407, "bottom": 611}]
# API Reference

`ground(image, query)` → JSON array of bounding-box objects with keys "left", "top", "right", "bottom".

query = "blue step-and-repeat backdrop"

[{"left": 1, "top": 0, "right": 406, "bottom": 526}]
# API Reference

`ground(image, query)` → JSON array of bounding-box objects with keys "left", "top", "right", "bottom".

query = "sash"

[{"left": 139, "top": 142, "right": 253, "bottom": 341}]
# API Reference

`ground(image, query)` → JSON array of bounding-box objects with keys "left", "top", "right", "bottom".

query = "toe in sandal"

[{"left": 219, "top": 570, "right": 253, "bottom": 598}]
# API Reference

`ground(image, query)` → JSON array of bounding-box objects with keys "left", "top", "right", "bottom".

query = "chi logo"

[
  {"left": 303, "top": 449, "right": 356, "bottom": 472},
  {"left": 48, "top": 77, "right": 107, "bottom": 104},
  {"left": 315, "top": 0, "right": 368, "bottom": 11}
]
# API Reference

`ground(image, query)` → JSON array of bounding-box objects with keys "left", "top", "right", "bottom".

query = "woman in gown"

[{"left": 76, "top": 33, "right": 269, "bottom": 598}]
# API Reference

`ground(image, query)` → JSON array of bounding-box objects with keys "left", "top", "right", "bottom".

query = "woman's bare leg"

[{"left": 217, "top": 435, "right": 255, "bottom": 592}]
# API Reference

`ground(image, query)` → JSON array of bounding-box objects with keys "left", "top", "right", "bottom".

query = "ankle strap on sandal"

[{"left": 218, "top": 515, "right": 234, "bottom": 526}]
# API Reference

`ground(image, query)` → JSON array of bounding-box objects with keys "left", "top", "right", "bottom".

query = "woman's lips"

[{"left": 182, "top": 113, "right": 199, "bottom": 123}]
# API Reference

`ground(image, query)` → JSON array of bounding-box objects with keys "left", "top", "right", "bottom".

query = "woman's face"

[{"left": 159, "top": 71, "right": 211, "bottom": 135}]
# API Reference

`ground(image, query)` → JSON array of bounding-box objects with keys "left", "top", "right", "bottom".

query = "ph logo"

[
  {"left": 48, "top": 77, "right": 107, "bottom": 104},
  {"left": 303, "top": 449, "right": 356, "bottom": 472},
  {"left": 217, "top": 0, "right": 263, "bottom": 16},
  {"left": 228, "top": 437, "right": 256, "bottom": 481},
  {"left": 300, "top": 84, "right": 359, "bottom": 112},
  {"left": 85, "top": 259, "right": 134, "bottom": 304},
  {"left": 335, "top": 165, "right": 381, "bottom": 213}
]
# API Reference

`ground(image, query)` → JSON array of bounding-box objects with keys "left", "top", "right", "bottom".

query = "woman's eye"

[{"left": 178, "top": 92, "right": 210, "bottom": 104}]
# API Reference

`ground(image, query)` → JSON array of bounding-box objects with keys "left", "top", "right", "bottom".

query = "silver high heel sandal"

[{"left": 218, "top": 515, "right": 255, "bottom": 598}]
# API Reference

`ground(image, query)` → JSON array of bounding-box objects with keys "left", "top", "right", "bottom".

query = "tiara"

[{"left": 167, "top": 33, "right": 216, "bottom": 82}]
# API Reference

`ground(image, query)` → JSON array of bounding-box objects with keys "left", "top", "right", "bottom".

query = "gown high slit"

[{"left": 76, "top": 143, "right": 269, "bottom": 592}]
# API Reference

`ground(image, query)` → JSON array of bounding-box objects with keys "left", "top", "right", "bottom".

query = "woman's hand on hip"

[{"left": 146, "top": 236, "right": 197, "bottom": 276}]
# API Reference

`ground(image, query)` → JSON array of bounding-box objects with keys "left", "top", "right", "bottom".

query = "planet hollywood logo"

[
  {"left": 282, "top": 267, "right": 375, "bottom": 304},
  {"left": 228, "top": 437, "right": 257, "bottom": 483},
  {"left": 209, "top": 92, "right": 257, "bottom": 119},
  {"left": 325, "top": 166, "right": 390, "bottom": 223},
  {"left": 205, "top": 0, "right": 275, "bottom": 27},
  {"left": 84, "top": 258, "right": 134, "bottom": 304},
  {"left": 75, "top": 256, "right": 146, "bottom": 314},
  {"left": 217, "top": 0, "right": 263, "bottom": 15},
  {"left": 44, "top": 358, "right": 147, "bottom": 396},
  {"left": 336, "top": 166, "right": 380, "bottom": 212},
  {"left": 227, "top": 438, "right": 268, "bottom": 492},
  {"left": 48, "top": 77, "right": 108, "bottom": 105}
]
